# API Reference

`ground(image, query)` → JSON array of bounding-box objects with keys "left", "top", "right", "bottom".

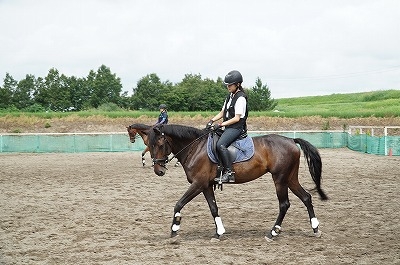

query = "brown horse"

[
  {"left": 127, "top": 123, "right": 180, "bottom": 167},
  {"left": 148, "top": 124, "right": 328, "bottom": 241},
  {"left": 127, "top": 124, "right": 151, "bottom": 166}
]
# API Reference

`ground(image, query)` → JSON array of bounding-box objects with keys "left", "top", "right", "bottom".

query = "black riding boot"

[{"left": 214, "top": 146, "right": 235, "bottom": 183}]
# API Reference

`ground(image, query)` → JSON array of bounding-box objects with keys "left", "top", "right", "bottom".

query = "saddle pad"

[{"left": 207, "top": 134, "right": 255, "bottom": 164}]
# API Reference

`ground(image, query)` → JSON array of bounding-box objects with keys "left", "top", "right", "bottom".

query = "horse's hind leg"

[
  {"left": 266, "top": 180, "right": 290, "bottom": 241},
  {"left": 289, "top": 180, "right": 321, "bottom": 237}
]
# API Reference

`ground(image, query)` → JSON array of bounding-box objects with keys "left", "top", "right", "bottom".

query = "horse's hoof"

[
  {"left": 314, "top": 230, "right": 322, "bottom": 238},
  {"left": 168, "top": 234, "right": 180, "bottom": 245},
  {"left": 210, "top": 237, "right": 220, "bottom": 243},
  {"left": 264, "top": 235, "right": 274, "bottom": 242}
]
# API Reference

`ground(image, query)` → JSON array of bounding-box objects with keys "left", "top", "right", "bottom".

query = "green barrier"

[
  {"left": 0, "top": 133, "right": 146, "bottom": 153},
  {"left": 0, "top": 132, "right": 398, "bottom": 155},
  {"left": 347, "top": 134, "right": 399, "bottom": 155}
]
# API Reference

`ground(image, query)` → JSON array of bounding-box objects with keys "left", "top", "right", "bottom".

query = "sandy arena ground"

[{"left": 0, "top": 148, "right": 399, "bottom": 264}]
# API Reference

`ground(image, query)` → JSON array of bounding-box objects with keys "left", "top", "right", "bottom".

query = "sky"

[{"left": 1, "top": 0, "right": 400, "bottom": 99}]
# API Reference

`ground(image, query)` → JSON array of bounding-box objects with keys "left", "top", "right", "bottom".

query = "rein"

[{"left": 153, "top": 130, "right": 210, "bottom": 166}]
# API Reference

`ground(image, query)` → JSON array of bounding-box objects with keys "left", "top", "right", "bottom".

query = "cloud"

[{"left": 1, "top": 0, "right": 399, "bottom": 98}]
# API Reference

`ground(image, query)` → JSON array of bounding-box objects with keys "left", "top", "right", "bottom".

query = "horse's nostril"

[{"left": 158, "top": 170, "right": 165, "bottom": 176}]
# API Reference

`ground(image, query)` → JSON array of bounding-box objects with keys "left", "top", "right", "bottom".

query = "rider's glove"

[
  {"left": 212, "top": 123, "right": 222, "bottom": 131},
  {"left": 205, "top": 120, "right": 214, "bottom": 130}
]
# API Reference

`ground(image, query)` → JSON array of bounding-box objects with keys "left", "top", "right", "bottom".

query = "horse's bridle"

[
  {"left": 127, "top": 126, "right": 140, "bottom": 143},
  {"left": 151, "top": 132, "right": 172, "bottom": 168},
  {"left": 151, "top": 129, "right": 210, "bottom": 168}
]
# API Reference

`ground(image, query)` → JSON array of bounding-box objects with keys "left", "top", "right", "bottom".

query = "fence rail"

[{"left": 1, "top": 130, "right": 399, "bottom": 156}]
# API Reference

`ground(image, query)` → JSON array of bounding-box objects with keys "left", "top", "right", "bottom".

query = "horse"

[
  {"left": 127, "top": 123, "right": 180, "bottom": 167},
  {"left": 127, "top": 123, "right": 151, "bottom": 166},
  {"left": 148, "top": 124, "right": 328, "bottom": 241}
]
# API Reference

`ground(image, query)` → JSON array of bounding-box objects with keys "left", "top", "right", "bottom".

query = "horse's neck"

[
  {"left": 170, "top": 135, "right": 205, "bottom": 159},
  {"left": 138, "top": 131, "right": 149, "bottom": 145}
]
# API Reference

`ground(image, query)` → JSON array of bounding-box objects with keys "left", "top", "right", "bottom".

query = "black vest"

[{"left": 223, "top": 91, "right": 248, "bottom": 131}]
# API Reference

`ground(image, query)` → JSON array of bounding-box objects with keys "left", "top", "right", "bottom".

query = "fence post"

[{"left": 384, "top": 127, "right": 388, "bottom": 155}]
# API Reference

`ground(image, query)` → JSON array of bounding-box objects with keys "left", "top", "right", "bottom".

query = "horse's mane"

[
  {"left": 150, "top": 124, "right": 206, "bottom": 143},
  {"left": 129, "top": 123, "right": 151, "bottom": 130}
]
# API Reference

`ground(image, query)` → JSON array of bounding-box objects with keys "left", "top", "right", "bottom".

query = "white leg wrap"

[
  {"left": 172, "top": 212, "right": 181, "bottom": 232},
  {"left": 311, "top": 217, "right": 319, "bottom": 229},
  {"left": 271, "top": 225, "right": 282, "bottom": 236},
  {"left": 215, "top": 217, "right": 225, "bottom": 235},
  {"left": 171, "top": 224, "right": 180, "bottom": 232}
]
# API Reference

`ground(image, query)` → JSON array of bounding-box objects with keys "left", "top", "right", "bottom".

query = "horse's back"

[
  {"left": 253, "top": 134, "right": 300, "bottom": 153},
  {"left": 251, "top": 134, "right": 301, "bottom": 173}
]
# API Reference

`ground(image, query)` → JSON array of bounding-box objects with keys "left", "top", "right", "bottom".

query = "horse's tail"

[{"left": 294, "top": 138, "right": 328, "bottom": 200}]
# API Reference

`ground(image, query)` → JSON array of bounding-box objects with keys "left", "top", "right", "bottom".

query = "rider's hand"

[
  {"left": 205, "top": 120, "right": 213, "bottom": 130},
  {"left": 212, "top": 123, "right": 222, "bottom": 131}
]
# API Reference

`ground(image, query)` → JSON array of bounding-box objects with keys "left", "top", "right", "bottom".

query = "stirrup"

[{"left": 217, "top": 170, "right": 235, "bottom": 183}]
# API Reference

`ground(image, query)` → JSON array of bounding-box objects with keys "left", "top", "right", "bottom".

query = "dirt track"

[{"left": 1, "top": 149, "right": 399, "bottom": 264}]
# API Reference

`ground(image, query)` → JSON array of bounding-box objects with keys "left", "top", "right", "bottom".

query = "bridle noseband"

[
  {"left": 151, "top": 132, "right": 172, "bottom": 168},
  {"left": 151, "top": 129, "right": 210, "bottom": 169}
]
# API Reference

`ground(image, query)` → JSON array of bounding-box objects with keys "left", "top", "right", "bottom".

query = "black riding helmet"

[
  {"left": 224, "top": 70, "right": 243, "bottom": 85},
  {"left": 159, "top": 104, "right": 167, "bottom": 109}
]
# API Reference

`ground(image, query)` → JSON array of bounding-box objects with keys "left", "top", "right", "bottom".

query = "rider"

[
  {"left": 206, "top": 70, "right": 248, "bottom": 183},
  {"left": 155, "top": 104, "right": 169, "bottom": 125}
]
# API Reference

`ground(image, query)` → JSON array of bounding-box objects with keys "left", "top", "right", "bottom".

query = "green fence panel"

[
  {"left": 250, "top": 131, "right": 347, "bottom": 148},
  {"left": 0, "top": 133, "right": 146, "bottom": 153},
  {"left": 1, "top": 132, "right": 398, "bottom": 155},
  {"left": 386, "top": 136, "right": 400, "bottom": 156}
]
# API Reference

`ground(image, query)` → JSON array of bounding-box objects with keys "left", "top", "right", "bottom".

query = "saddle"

[{"left": 206, "top": 131, "right": 255, "bottom": 164}]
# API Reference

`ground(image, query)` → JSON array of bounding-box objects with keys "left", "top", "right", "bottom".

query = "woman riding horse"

[{"left": 148, "top": 124, "right": 328, "bottom": 241}]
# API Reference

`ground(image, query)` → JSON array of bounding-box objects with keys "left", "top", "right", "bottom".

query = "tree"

[
  {"left": 87, "top": 65, "right": 122, "bottom": 108},
  {"left": 0, "top": 73, "right": 17, "bottom": 109},
  {"left": 171, "top": 74, "right": 226, "bottom": 111},
  {"left": 247, "top": 77, "right": 277, "bottom": 111},
  {"left": 14, "top": 74, "right": 35, "bottom": 110},
  {"left": 34, "top": 68, "right": 71, "bottom": 111},
  {"left": 66, "top": 76, "right": 89, "bottom": 111},
  {"left": 131, "top": 73, "right": 166, "bottom": 110}
]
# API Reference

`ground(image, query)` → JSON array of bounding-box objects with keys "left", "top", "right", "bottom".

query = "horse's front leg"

[
  {"left": 203, "top": 185, "right": 225, "bottom": 239},
  {"left": 170, "top": 182, "right": 204, "bottom": 238},
  {"left": 142, "top": 146, "right": 150, "bottom": 166},
  {"left": 141, "top": 151, "right": 146, "bottom": 166}
]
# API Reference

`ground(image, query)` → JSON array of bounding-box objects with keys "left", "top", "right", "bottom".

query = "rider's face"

[{"left": 226, "top": 83, "right": 237, "bottom": 93}]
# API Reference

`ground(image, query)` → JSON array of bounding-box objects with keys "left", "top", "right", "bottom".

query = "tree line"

[{"left": 0, "top": 64, "right": 277, "bottom": 112}]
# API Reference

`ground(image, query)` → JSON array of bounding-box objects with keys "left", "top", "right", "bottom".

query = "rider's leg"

[
  {"left": 214, "top": 128, "right": 241, "bottom": 183},
  {"left": 217, "top": 145, "right": 235, "bottom": 183}
]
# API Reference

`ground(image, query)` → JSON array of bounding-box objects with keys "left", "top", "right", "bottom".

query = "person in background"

[
  {"left": 155, "top": 104, "right": 168, "bottom": 125},
  {"left": 206, "top": 70, "right": 248, "bottom": 183}
]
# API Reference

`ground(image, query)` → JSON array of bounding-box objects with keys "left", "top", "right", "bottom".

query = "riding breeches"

[{"left": 216, "top": 128, "right": 242, "bottom": 152}]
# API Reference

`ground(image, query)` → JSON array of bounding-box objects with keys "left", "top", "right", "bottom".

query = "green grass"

[
  {"left": 271, "top": 89, "right": 400, "bottom": 118},
  {"left": 0, "top": 89, "right": 399, "bottom": 119}
]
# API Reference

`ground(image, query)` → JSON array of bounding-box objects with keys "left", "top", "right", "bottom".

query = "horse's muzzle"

[
  {"left": 155, "top": 168, "right": 165, "bottom": 176},
  {"left": 152, "top": 158, "right": 168, "bottom": 176}
]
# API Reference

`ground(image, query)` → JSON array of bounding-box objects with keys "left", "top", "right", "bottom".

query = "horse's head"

[
  {"left": 149, "top": 125, "right": 172, "bottom": 176},
  {"left": 127, "top": 125, "right": 138, "bottom": 143}
]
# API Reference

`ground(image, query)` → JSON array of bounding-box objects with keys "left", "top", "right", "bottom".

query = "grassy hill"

[
  {"left": 1, "top": 89, "right": 399, "bottom": 119},
  {"left": 270, "top": 89, "right": 400, "bottom": 118}
]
